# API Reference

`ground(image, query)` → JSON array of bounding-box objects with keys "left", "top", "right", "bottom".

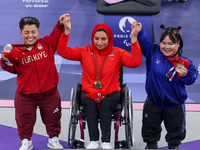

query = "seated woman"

[{"left": 57, "top": 15, "right": 142, "bottom": 149}]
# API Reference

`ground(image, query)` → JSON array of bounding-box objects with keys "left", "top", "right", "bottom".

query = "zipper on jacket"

[{"left": 30, "top": 50, "right": 42, "bottom": 97}]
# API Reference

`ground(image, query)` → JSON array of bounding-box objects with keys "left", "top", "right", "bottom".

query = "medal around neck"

[{"left": 94, "top": 80, "right": 103, "bottom": 89}]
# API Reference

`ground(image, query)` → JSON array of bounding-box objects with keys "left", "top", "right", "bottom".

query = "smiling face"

[
  {"left": 20, "top": 24, "right": 39, "bottom": 47},
  {"left": 93, "top": 31, "right": 108, "bottom": 50},
  {"left": 160, "top": 35, "right": 180, "bottom": 57}
]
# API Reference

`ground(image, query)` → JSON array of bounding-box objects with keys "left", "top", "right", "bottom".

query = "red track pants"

[{"left": 14, "top": 87, "right": 62, "bottom": 140}]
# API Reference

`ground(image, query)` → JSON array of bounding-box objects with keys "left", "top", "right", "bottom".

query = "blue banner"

[
  {"left": 0, "top": 0, "right": 199, "bottom": 103},
  {"left": 104, "top": 15, "right": 152, "bottom": 50}
]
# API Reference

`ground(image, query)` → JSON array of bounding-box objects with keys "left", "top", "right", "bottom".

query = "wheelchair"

[{"left": 67, "top": 82, "right": 134, "bottom": 149}]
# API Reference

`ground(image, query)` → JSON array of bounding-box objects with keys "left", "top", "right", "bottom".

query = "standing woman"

[
  {"left": 1, "top": 14, "right": 69, "bottom": 150},
  {"left": 57, "top": 16, "right": 142, "bottom": 149},
  {"left": 136, "top": 21, "right": 198, "bottom": 149}
]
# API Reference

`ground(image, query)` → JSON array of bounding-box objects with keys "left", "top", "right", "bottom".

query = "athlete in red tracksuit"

[
  {"left": 57, "top": 15, "right": 142, "bottom": 149},
  {"left": 0, "top": 14, "right": 69, "bottom": 150}
]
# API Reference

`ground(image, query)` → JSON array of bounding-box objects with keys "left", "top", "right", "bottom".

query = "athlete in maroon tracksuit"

[{"left": 1, "top": 14, "right": 69, "bottom": 149}]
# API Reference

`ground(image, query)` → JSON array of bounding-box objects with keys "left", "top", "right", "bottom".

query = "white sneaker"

[
  {"left": 47, "top": 136, "right": 64, "bottom": 149},
  {"left": 19, "top": 139, "right": 33, "bottom": 150},
  {"left": 101, "top": 142, "right": 112, "bottom": 149},
  {"left": 86, "top": 141, "right": 100, "bottom": 149}
]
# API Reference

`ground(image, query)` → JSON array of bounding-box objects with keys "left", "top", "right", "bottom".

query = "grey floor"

[{"left": 0, "top": 106, "right": 200, "bottom": 149}]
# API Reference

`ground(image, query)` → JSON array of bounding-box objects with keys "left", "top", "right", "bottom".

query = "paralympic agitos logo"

[{"left": 113, "top": 16, "right": 135, "bottom": 47}]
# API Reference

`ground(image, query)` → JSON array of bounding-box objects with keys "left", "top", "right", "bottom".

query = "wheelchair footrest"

[
  {"left": 71, "top": 140, "right": 85, "bottom": 149},
  {"left": 115, "top": 140, "right": 128, "bottom": 149}
]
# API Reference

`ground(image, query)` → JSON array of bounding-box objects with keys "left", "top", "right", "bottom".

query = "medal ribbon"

[
  {"left": 93, "top": 52, "right": 107, "bottom": 81},
  {"left": 165, "top": 53, "right": 190, "bottom": 80},
  {"left": 4, "top": 44, "right": 36, "bottom": 52},
  {"left": 11, "top": 44, "right": 35, "bottom": 50},
  {"left": 11, "top": 44, "right": 29, "bottom": 47}
]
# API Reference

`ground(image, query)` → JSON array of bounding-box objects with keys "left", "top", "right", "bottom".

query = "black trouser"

[
  {"left": 142, "top": 99, "right": 186, "bottom": 146},
  {"left": 81, "top": 91, "right": 120, "bottom": 142}
]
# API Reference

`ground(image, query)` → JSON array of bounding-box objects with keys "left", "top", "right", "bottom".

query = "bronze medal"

[
  {"left": 175, "top": 63, "right": 184, "bottom": 73},
  {"left": 93, "top": 52, "right": 107, "bottom": 89},
  {"left": 94, "top": 80, "right": 102, "bottom": 89}
]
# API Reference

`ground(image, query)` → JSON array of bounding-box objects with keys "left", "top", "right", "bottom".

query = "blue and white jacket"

[{"left": 138, "top": 29, "right": 198, "bottom": 109}]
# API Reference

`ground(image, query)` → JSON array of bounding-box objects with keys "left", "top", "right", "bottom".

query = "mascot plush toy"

[
  {"left": 85, "top": 89, "right": 107, "bottom": 107},
  {"left": 4, "top": 49, "right": 24, "bottom": 60}
]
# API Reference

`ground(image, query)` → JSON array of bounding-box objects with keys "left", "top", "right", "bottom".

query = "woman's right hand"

[
  {"left": 130, "top": 21, "right": 142, "bottom": 43},
  {"left": 1, "top": 51, "right": 9, "bottom": 61},
  {"left": 63, "top": 15, "right": 71, "bottom": 35}
]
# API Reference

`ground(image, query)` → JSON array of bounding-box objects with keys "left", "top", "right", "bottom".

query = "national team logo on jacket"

[
  {"left": 37, "top": 43, "right": 43, "bottom": 50},
  {"left": 155, "top": 59, "right": 161, "bottom": 64},
  {"left": 109, "top": 51, "right": 114, "bottom": 60}
]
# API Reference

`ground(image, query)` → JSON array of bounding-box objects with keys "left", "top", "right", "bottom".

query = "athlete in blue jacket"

[{"left": 135, "top": 22, "right": 198, "bottom": 149}]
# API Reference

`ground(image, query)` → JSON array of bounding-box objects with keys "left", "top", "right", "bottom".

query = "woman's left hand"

[
  {"left": 131, "top": 21, "right": 142, "bottom": 43},
  {"left": 177, "top": 66, "right": 188, "bottom": 77}
]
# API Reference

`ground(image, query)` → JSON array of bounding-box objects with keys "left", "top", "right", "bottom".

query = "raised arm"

[
  {"left": 43, "top": 13, "right": 70, "bottom": 53},
  {"left": 137, "top": 21, "right": 158, "bottom": 58},
  {"left": 57, "top": 15, "right": 84, "bottom": 61},
  {"left": 121, "top": 21, "right": 142, "bottom": 67},
  {"left": 130, "top": 21, "right": 142, "bottom": 43},
  {"left": 63, "top": 14, "right": 71, "bottom": 35}
]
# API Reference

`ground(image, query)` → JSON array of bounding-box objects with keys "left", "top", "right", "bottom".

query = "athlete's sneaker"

[
  {"left": 86, "top": 141, "right": 100, "bottom": 149},
  {"left": 101, "top": 142, "right": 112, "bottom": 149},
  {"left": 47, "top": 136, "right": 64, "bottom": 149},
  {"left": 19, "top": 139, "right": 33, "bottom": 150}
]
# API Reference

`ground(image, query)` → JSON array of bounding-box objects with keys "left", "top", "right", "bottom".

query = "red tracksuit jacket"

[
  {"left": 1, "top": 22, "right": 63, "bottom": 94},
  {"left": 57, "top": 33, "right": 142, "bottom": 95}
]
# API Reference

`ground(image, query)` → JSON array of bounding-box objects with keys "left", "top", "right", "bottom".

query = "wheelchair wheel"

[
  {"left": 68, "top": 84, "right": 81, "bottom": 148},
  {"left": 68, "top": 88, "right": 74, "bottom": 146},
  {"left": 128, "top": 89, "right": 134, "bottom": 146},
  {"left": 124, "top": 86, "right": 134, "bottom": 149}
]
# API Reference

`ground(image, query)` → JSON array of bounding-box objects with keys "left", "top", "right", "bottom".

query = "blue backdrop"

[{"left": 0, "top": 0, "right": 199, "bottom": 103}]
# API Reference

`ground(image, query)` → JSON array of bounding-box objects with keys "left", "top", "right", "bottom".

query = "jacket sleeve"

[
  {"left": 121, "top": 40, "right": 142, "bottom": 68},
  {"left": 57, "top": 33, "right": 86, "bottom": 61},
  {"left": 180, "top": 59, "right": 198, "bottom": 85},
  {"left": 1, "top": 58, "right": 17, "bottom": 74},
  {"left": 137, "top": 28, "right": 158, "bottom": 58},
  {"left": 42, "top": 21, "right": 64, "bottom": 54}
]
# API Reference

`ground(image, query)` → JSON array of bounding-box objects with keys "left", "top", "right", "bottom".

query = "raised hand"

[
  {"left": 131, "top": 21, "right": 142, "bottom": 38},
  {"left": 63, "top": 15, "right": 71, "bottom": 35},
  {"left": 130, "top": 21, "right": 142, "bottom": 43},
  {"left": 59, "top": 13, "right": 69, "bottom": 26}
]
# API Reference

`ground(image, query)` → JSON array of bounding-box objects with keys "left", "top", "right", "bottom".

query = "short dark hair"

[
  {"left": 19, "top": 16, "right": 40, "bottom": 31},
  {"left": 160, "top": 25, "right": 183, "bottom": 56}
]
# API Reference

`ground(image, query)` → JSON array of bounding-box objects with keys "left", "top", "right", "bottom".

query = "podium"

[
  {"left": 96, "top": 0, "right": 161, "bottom": 50},
  {"left": 96, "top": 0, "right": 161, "bottom": 15}
]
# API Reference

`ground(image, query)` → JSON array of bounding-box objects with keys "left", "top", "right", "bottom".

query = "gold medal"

[{"left": 94, "top": 80, "right": 102, "bottom": 89}]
